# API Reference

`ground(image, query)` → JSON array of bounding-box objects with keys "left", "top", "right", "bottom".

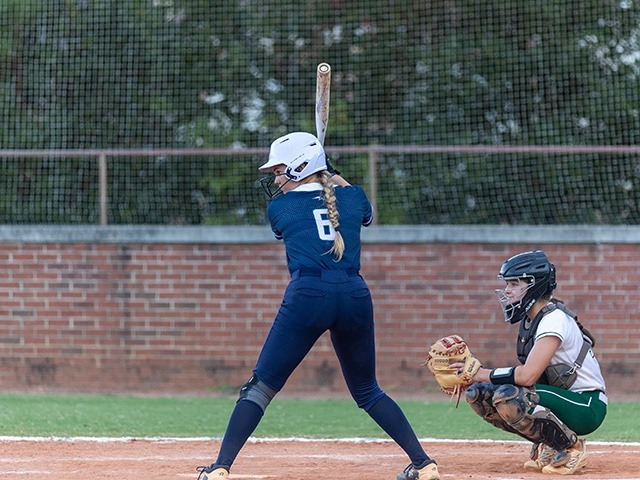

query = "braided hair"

[{"left": 318, "top": 171, "right": 344, "bottom": 261}]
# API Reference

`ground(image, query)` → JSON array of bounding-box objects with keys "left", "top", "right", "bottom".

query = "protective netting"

[{"left": 1, "top": 1, "right": 639, "bottom": 225}]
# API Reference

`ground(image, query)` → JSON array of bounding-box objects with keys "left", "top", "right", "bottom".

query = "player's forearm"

[{"left": 474, "top": 367, "right": 492, "bottom": 383}]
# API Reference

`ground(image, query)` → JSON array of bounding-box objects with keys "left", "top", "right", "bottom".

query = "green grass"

[{"left": 0, "top": 393, "right": 637, "bottom": 442}]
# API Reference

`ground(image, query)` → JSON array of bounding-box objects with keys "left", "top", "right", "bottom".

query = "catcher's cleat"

[
  {"left": 196, "top": 464, "right": 229, "bottom": 479},
  {"left": 541, "top": 439, "right": 588, "bottom": 475},
  {"left": 524, "top": 442, "right": 556, "bottom": 470},
  {"left": 396, "top": 461, "right": 440, "bottom": 480}
]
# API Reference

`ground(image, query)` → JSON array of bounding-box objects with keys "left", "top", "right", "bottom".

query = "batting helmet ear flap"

[{"left": 284, "top": 161, "right": 309, "bottom": 181}]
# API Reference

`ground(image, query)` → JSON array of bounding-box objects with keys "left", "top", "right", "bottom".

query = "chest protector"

[{"left": 516, "top": 300, "right": 595, "bottom": 387}]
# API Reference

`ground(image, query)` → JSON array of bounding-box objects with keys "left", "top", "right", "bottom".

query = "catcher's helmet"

[{"left": 495, "top": 250, "right": 557, "bottom": 324}]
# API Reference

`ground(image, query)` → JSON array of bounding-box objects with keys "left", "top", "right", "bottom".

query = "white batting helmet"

[{"left": 259, "top": 132, "right": 327, "bottom": 181}]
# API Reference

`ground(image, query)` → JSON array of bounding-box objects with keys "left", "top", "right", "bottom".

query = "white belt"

[{"left": 598, "top": 391, "right": 608, "bottom": 405}]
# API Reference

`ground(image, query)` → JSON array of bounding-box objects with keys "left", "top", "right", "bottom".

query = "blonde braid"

[{"left": 319, "top": 171, "right": 345, "bottom": 261}]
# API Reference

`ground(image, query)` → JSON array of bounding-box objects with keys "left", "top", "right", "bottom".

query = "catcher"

[{"left": 427, "top": 250, "right": 607, "bottom": 475}]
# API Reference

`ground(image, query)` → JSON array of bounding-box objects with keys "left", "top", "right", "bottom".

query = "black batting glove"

[{"left": 326, "top": 157, "right": 341, "bottom": 176}]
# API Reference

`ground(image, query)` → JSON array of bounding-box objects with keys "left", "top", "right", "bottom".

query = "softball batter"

[
  {"left": 196, "top": 132, "right": 440, "bottom": 480},
  {"left": 464, "top": 250, "right": 607, "bottom": 475}
]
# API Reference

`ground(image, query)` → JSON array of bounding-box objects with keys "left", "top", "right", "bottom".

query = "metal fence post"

[
  {"left": 99, "top": 154, "right": 108, "bottom": 225},
  {"left": 368, "top": 145, "right": 378, "bottom": 225}
]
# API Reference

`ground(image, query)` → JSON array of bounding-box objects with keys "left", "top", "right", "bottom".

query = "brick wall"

[{"left": 1, "top": 242, "right": 637, "bottom": 397}]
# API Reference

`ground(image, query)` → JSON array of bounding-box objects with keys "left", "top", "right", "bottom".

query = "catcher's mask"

[
  {"left": 495, "top": 250, "right": 557, "bottom": 324},
  {"left": 258, "top": 132, "right": 327, "bottom": 198}
]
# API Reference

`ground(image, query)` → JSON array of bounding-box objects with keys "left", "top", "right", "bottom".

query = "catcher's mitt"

[{"left": 424, "top": 335, "right": 481, "bottom": 406}]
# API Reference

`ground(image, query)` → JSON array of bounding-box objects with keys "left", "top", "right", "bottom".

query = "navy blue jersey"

[{"left": 266, "top": 183, "right": 373, "bottom": 273}]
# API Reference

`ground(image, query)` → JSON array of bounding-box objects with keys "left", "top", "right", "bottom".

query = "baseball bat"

[{"left": 315, "top": 62, "right": 331, "bottom": 145}]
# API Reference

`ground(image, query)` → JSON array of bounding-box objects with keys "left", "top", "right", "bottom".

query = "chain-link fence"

[{"left": 1, "top": 1, "right": 639, "bottom": 224}]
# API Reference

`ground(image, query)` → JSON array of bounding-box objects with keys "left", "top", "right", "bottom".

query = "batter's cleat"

[
  {"left": 196, "top": 464, "right": 229, "bottom": 479},
  {"left": 524, "top": 442, "right": 556, "bottom": 470},
  {"left": 541, "top": 439, "right": 588, "bottom": 475},
  {"left": 396, "top": 460, "right": 440, "bottom": 480}
]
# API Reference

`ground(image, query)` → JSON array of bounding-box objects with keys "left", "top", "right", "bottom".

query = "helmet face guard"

[
  {"left": 495, "top": 277, "right": 537, "bottom": 324},
  {"left": 496, "top": 250, "right": 557, "bottom": 324},
  {"left": 259, "top": 174, "right": 290, "bottom": 199},
  {"left": 259, "top": 175, "right": 280, "bottom": 199}
]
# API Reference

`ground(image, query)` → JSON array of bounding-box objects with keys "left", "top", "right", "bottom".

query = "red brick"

[{"left": 0, "top": 242, "right": 636, "bottom": 395}]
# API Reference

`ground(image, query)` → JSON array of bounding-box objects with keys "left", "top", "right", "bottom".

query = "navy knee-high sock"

[
  {"left": 214, "top": 399, "right": 264, "bottom": 469},
  {"left": 367, "top": 394, "right": 432, "bottom": 467}
]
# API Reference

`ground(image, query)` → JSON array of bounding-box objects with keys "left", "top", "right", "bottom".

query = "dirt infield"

[{"left": 1, "top": 438, "right": 639, "bottom": 480}]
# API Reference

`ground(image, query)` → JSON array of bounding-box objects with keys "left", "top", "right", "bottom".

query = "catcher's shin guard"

[
  {"left": 492, "top": 384, "right": 578, "bottom": 452},
  {"left": 465, "top": 383, "right": 523, "bottom": 436}
]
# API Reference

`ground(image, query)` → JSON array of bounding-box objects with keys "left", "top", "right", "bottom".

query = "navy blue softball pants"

[
  {"left": 214, "top": 269, "right": 431, "bottom": 469},
  {"left": 257, "top": 269, "right": 383, "bottom": 407}
]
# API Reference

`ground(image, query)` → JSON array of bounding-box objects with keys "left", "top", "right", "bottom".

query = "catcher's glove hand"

[{"left": 423, "top": 335, "right": 481, "bottom": 406}]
